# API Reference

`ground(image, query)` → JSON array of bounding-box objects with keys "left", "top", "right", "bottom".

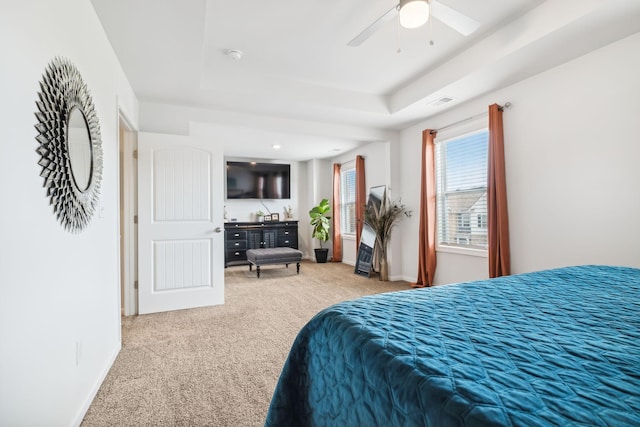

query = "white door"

[{"left": 138, "top": 132, "right": 224, "bottom": 314}]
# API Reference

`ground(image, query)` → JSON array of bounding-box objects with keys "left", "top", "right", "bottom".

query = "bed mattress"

[{"left": 265, "top": 265, "right": 640, "bottom": 426}]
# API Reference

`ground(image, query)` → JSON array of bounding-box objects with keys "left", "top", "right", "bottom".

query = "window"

[
  {"left": 435, "top": 129, "right": 489, "bottom": 252},
  {"left": 456, "top": 213, "right": 471, "bottom": 233},
  {"left": 340, "top": 166, "right": 356, "bottom": 235}
]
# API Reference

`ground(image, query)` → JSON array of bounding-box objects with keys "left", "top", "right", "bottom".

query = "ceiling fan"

[{"left": 347, "top": 0, "right": 480, "bottom": 47}]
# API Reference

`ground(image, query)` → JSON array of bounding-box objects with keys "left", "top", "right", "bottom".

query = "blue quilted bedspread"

[{"left": 264, "top": 265, "right": 640, "bottom": 426}]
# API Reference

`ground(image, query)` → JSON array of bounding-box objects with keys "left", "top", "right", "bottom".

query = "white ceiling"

[{"left": 91, "top": 0, "right": 640, "bottom": 160}]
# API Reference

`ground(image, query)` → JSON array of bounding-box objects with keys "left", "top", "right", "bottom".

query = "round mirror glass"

[{"left": 67, "top": 107, "right": 93, "bottom": 191}]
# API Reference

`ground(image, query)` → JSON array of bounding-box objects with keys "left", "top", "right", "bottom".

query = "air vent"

[{"left": 430, "top": 96, "right": 455, "bottom": 107}]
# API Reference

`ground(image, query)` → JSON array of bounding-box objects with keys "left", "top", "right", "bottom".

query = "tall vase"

[{"left": 378, "top": 245, "right": 389, "bottom": 281}]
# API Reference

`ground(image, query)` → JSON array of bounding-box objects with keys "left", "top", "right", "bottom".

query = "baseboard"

[
  {"left": 399, "top": 274, "right": 418, "bottom": 284},
  {"left": 71, "top": 341, "right": 121, "bottom": 427}
]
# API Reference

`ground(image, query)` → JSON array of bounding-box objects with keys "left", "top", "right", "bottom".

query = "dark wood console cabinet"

[{"left": 224, "top": 221, "right": 299, "bottom": 267}]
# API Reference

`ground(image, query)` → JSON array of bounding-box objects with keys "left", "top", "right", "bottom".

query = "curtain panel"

[
  {"left": 412, "top": 130, "right": 437, "bottom": 287},
  {"left": 331, "top": 163, "right": 343, "bottom": 262},
  {"left": 355, "top": 155, "right": 366, "bottom": 248},
  {"left": 487, "top": 104, "right": 511, "bottom": 277}
]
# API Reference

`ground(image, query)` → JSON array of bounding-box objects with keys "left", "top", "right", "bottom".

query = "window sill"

[
  {"left": 342, "top": 234, "right": 356, "bottom": 241},
  {"left": 437, "top": 245, "right": 488, "bottom": 258}
]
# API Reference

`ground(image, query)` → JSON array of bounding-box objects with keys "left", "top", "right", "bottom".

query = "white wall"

[
  {"left": 0, "top": 1, "right": 138, "bottom": 426},
  {"left": 400, "top": 32, "right": 640, "bottom": 285},
  {"left": 305, "top": 159, "right": 333, "bottom": 260}
]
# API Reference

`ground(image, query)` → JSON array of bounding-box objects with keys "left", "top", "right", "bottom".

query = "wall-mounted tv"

[{"left": 226, "top": 161, "right": 291, "bottom": 199}]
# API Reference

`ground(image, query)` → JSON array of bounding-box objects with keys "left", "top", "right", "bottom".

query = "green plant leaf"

[{"left": 309, "top": 198, "right": 331, "bottom": 247}]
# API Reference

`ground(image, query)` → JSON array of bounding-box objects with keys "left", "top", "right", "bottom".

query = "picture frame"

[
  {"left": 264, "top": 214, "right": 272, "bottom": 222},
  {"left": 271, "top": 213, "right": 280, "bottom": 221}
]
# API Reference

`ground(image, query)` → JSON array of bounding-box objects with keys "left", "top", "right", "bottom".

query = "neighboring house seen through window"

[
  {"left": 435, "top": 129, "right": 489, "bottom": 252},
  {"left": 340, "top": 166, "right": 356, "bottom": 235}
]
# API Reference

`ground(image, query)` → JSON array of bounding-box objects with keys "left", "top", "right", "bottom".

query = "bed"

[{"left": 264, "top": 265, "right": 640, "bottom": 426}]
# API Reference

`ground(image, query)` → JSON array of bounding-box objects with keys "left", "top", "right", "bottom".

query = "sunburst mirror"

[{"left": 35, "top": 57, "right": 103, "bottom": 233}]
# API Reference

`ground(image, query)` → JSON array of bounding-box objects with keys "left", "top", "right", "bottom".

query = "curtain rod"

[{"left": 431, "top": 102, "right": 512, "bottom": 134}]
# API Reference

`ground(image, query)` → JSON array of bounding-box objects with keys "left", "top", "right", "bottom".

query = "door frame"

[{"left": 119, "top": 109, "right": 138, "bottom": 316}]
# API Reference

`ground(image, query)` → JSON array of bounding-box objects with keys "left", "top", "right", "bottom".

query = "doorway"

[{"left": 119, "top": 113, "right": 138, "bottom": 316}]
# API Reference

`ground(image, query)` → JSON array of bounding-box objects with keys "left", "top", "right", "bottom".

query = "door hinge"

[
  {"left": 134, "top": 215, "right": 138, "bottom": 224},
  {"left": 133, "top": 149, "right": 138, "bottom": 159},
  {"left": 134, "top": 280, "right": 138, "bottom": 290}
]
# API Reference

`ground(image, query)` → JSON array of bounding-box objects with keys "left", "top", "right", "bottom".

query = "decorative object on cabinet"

[
  {"left": 256, "top": 210, "right": 265, "bottom": 222},
  {"left": 35, "top": 57, "right": 103, "bottom": 233},
  {"left": 284, "top": 205, "right": 293, "bottom": 220},
  {"left": 271, "top": 213, "right": 280, "bottom": 221},
  {"left": 264, "top": 214, "right": 272, "bottom": 222},
  {"left": 224, "top": 221, "right": 298, "bottom": 267},
  {"left": 309, "top": 198, "right": 331, "bottom": 263}
]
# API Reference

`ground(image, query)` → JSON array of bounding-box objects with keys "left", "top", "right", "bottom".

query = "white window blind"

[
  {"left": 435, "top": 129, "right": 489, "bottom": 251},
  {"left": 340, "top": 167, "right": 356, "bottom": 235}
]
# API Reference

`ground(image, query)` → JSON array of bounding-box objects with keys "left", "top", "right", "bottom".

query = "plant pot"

[{"left": 314, "top": 248, "right": 329, "bottom": 263}]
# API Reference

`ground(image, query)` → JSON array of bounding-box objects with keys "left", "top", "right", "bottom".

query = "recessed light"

[{"left": 272, "top": 144, "right": 281, "bottom": 150}]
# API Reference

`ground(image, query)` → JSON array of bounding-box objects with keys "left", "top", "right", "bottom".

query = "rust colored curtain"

[
  {"left": 412, "top": 130, "right": 437, "bottom": 288},
  {"left": 488, "top": 104, "right": 511, "bottom": 278},
  {"left": 331, "top": 163, "right": 343, "bottom": 262},
  {"left": 355, "top": 155, "right": 366, "bottom": 248}
]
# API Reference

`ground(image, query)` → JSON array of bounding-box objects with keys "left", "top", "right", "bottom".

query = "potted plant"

[
  {"left": 364, "top": 193, "right": 411, "bottom": 281},
  {"left": 309, "top": 198, "right": 331, "bottom": 263},
  {"left": 256, "top": 210, "right": 265, "bottom": 222}
]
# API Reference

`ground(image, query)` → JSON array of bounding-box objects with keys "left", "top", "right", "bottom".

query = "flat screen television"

[{"left": 226, "top": 161, "right": 291, "bottom": 199}]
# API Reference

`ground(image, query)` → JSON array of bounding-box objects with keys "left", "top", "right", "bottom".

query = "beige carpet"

[{"left": 81, "top": 261, "right": 410, "bottom": 426}]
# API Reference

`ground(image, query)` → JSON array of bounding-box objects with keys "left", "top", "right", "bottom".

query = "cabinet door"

[
  {"left": 247, "top": 230, "right": 262, "bottom": 249},
  {"left": 263, "top": 230, "right": 277, "bottom": 248}
]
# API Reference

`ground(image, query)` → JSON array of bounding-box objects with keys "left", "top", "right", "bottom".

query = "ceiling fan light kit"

[
  {"left": 399, "top": 0, "right": 430, "bottom": 29},
  {"left": 347, "top": 0, "right": 479, "bottom": 47}
]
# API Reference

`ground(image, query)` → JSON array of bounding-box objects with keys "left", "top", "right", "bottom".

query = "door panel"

[{"left": 138, "top": 133, "right": 224, "bottom": 314}]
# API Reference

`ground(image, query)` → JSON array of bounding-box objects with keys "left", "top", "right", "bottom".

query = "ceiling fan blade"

[
  {"left": 431, "top": 0, "right": 480, "bottom": 36},
  {"left": 347, "top": 4, "right": 399, "bottom": 47}
]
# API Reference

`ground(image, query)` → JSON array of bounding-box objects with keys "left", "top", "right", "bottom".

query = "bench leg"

[
  {"left": 285, "top": 263, "right": 289, "bottom": 268},
  {"left": 296, "top": 262, "right": 300, "bottom": 274},
  {"left": 256, "top": 265, "right": 260, "bottom": 278},
  {"left": 249, "top": 264, "right": 252, "bottom": 271}
]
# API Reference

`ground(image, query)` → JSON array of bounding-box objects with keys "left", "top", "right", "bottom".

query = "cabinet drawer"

[
  {"left": 226, "top": 240, "right": 247, "bottom": 250},
  {"left": 279, "top": 229, "right": 297, "bottom": 238},
  {"left": 227, "top": 230, "right": 246, "bottom": 240},
  {"left": 226, "top": 249, "right": 246, "bottom": 260},
  {"left": 278, "top": 237, "right": 298, "bottom": 248}
]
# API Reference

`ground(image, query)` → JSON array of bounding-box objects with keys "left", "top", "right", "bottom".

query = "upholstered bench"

[{"left": 246, "top": 247, "right": 303, "bottom": 278}]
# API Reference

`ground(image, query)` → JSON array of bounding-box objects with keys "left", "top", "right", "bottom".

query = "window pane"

[
  {"left": 340, "top": 168, "right": 356, "bottom": 234},
  {"left": 435, "top": 129, "right": 488, "bottom": 251}
]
